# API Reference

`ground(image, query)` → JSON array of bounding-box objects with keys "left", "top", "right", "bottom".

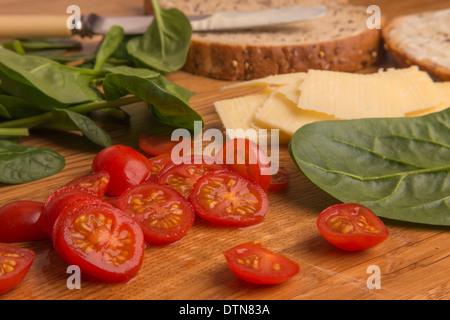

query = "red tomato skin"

[
  {"left": 317, "top": 203, "right": 390, "bottom": 251},
  {"left": 223, "top": 242, "right": 300, "bottom": 285},
  {"left": 39, "top": 191, "right": 101, "bottom": 237},
  {"left": 117, "top": 183, "right": 196, "bottom": 245},
  {"left": 215, "top": 138, "right": 271, "bottom": 192},
  {"left": 139, "top": 134, "right": 179, "bottom": 156},
  {"left": 190, "top": 171, "right": 269, "bottom": 227},
  {"left": 268, "top": 166, "right": 290, "bottom": 191},
  {"left": 0, "top": 201, "right": 48, "bottom": 242},
  {"left": 53, "top": 203, "right": 145, "bottom": 283},
  {"left": 0, "top": 243, "right": 35, "bottom": 294},
  {"left": 92, "top": 145, "right": 152, "bottom": 196},
  {"left": 144, "top": 153, "right": 173, "bottom": 183}
]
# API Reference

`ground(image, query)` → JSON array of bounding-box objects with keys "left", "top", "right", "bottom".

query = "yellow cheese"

[
  {"left": 220, "top": 72, "right": 306, "bottom": 91},
  {"left": 214, "top": 92, "right": 270, "bottom": 135},
  {"left": 254, "top": 90, "right": 337, "bottom": 137},
  {"left": 276, "top": 79, "right": 302, "bottom": 104},
  {"left": 407, "top": 81, "right": 450, "bottom": 116},
  {"left": 298, "top": 67, "right": 441, "bottom": 119}
]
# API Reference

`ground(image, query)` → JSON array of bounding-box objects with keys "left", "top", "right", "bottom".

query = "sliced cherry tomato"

[
  {"left": 103, "top": 196, "right": 119, "bottom": 208},
  {"left": 64, "top": 171, "right": 110, "bottom": 197},
  {"left": 92, "top": 145, "right": 152, "bottom": 196},
  {"left": 268, "top": 166, "right": 290, "bottom": 191},
  {"left": 215, "top": 138, "right": 271, "bottom": 192},
  {"left": 39, "top": 191, "right": 102, "bottom": 237},
  {"left": 223, "top": 242, "right": 300, "bottom": 284},
  {"left": 53, "top": 203, "right": 145, "bottom": 283},
  {"left": 190, "top": 171, "right": 269, "bottom": 227},
  {"left": 117, "top": 183, "right": 195, "bottom": 245},
  {"left": 157, "top": 160, "right": 228, "bottom": 199},
  {"left": 139, "top": 134, "right": 179, "bottom": 156},
  {"left": 0, "top": 243, "right": 35, "bottom": 294},
  {"left": 317, "top": 203, "right": 390, "bottom": 251},
  {"left": 0, "top": 201, "right": 48, "bottom": 242},
  {"left": 144, "top": 153, "right": 174, "bottom": 183}
]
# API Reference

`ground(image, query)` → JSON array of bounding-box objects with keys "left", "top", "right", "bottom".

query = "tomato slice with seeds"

[
  {"left": 157, "top": 161, "right": 228, "bottom": 199},
  {"left": 39, "top": 191, "right": 102, "bottom": 237},
  {"left": 144, "top": 153, "right": 173, "bottom": 183},
  {"left": 64, "top": 171, "right": 110, "bottom": 197},
  {"left": 53, "top": 203, "right": 145, "bottom": 283},
  {"left": 268, "top": 166, "right": 290, "bottom": 191},
  {"left": 190, "top": 171, "right": 269, "bottom": 227},
  {"left": 223, "top": 242, "right": 299, "bottom": 285},
  {"left": 117, "top": 183, "right": 195, "bottom": 245},
  {"left": 0, "top": 201, "right": 48, "bottom": 243},
  {"left": 0, "top": 243, "right": 35, "bottom": 294},
  {"left": 317, "top": 203, "right": 390, "bottom": 251},
  {"left": 215, "top": 138, "right": 271, "bottom": 192}
]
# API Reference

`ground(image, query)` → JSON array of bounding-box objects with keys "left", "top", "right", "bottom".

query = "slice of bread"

[
  {"left": 383, "top": 8, "right": 450, "bottom": 81},
  {"left": 145, "top": 1, "right": 383, "bottom": 80}
]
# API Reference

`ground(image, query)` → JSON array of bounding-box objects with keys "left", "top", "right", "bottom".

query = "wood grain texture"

[{"left": 0, "top": 0, "right": 449, "bottom": 300}]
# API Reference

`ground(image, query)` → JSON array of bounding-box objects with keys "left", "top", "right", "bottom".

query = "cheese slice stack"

[{"left": 215, "top": 67, "right": 449, "bottom": 143}]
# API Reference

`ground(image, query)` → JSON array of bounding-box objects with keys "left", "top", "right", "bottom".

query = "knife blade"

[
  {"left": 86, "top": 6, "right": 329, "bottom": 35},
  {"left": 0, "top": 6, "right": 328, "bottom": 39}
]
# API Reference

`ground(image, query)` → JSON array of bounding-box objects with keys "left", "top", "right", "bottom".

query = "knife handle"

[{"left": 0, "top": 15, "right": 73, "bottom": 39}]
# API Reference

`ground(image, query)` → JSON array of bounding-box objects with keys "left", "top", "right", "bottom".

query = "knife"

[{"left": 0, "top": 6, "right": 328, "bottom": 39}]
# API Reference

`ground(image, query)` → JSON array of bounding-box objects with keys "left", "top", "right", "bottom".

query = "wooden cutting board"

[{"left": 1, "top": 0, "right": 449, "bottom": 301}]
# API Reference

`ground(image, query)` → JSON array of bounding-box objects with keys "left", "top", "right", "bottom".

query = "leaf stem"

[
  {"left": 0, "top": 127, "right": 29, "bottom": 136},
  {"left": 0, "top": 96, "right": 142, "bottom": 129}
]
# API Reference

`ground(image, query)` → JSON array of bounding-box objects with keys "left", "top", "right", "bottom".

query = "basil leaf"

[
  {"left": 103, "top": 66, "right": 201, "bottom": 131},
  {"left": 0, "top": 47, "right": 104, "bottom": 109},
  {"left": 0, "top": 140, "right": 65, "bottom": 184},
  {"left": 289, "top": 108, "right": 450, "bottom": 226},
  {"left": 50, "top": 108, "right": 112, "bottom": 147},
  {"left": 94, "top": 25, "right": 125, "bottom": 71},
  {"left": 126, "top": 0, "right": 192, "bottom": 73},
  {"left": 1, "top": 38, "right": 81, "bottom": 52}
]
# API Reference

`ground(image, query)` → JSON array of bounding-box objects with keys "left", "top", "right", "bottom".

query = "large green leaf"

[
  {"left": 126, "top": 0, "right": 192, "bottom": 73},
  {"left": 103, "top": 66, "right": 201, "bottom": 131},
  {"left": 289, "top": 108, "right": 450, "bottom": 226},
  {"left": 0, "top": 47, "right": 103, "bottom": 109},
  {"left": 0, "top": 140, "right": 65, "bottom": 184}
]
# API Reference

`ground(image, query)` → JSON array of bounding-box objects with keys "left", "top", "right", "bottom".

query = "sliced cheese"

[
  {"left": 254, "top": 90, "right": 337, "bottom": 137},
  {"left": 407, "top": 81, "right": 450, "bottom": 116},
  {"left": 276, "top": 79, "right": 302, "bottom": 104},
  {"left": 221, "top": 72, "right": 306, "bottom": 91},
  {"left": 214, "top": 92, "right": 270, "bottom": 136},
  {"left": 298, "top": 67, "right": 441, "bottom": 119}
]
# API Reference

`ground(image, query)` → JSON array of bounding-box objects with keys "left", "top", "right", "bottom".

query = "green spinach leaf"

[
  {"left": 0, "top": 47, "right": 104, "bottom": 109},
  {"left": 103, "top": 66, "right": 201, "bottom": 131},
  {"left": 50, "top": 108, "right": 112, "bottom": 147},
  {"left": 289, "top": 108, "right": 450, "bottom": 226},
  {"left": 0, "top": 140, "right": 65, "bottom": 184},
  {"left": 94, "top": 25, "right": 125, "bottom": 71},
  {"left": 126, "top": 0, "right": 192, "bottom": 73}
]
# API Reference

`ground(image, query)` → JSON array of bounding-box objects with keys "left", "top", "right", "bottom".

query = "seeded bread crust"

[
  {"left": 382, "top": 9, "right": 450, "bottom": 81},
  {"left": 145, "top": 1, "right": 383, "bottom": 80}
]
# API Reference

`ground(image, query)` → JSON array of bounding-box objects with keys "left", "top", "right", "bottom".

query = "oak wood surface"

[{"left": 0, "top": 0, "right": 449, "bottom": 300}]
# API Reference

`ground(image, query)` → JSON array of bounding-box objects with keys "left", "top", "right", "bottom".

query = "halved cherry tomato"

[
  {"left": 190, "top": 171, "right": 269, "bottom": 227},
  {"left": 157, "top": 161, "right": 228, "bottom": 199},
  {"left": 0, "top": 201, "right": 48, "bottom": 242},
  {"left": 64, "top": 171, "right": 110, "bottom": 197},
  {"left": 92, "top": 145, "right": 152, "bottom": 196},
  {"left": 53, "top": 203, "right": 145, "bottom": 283},
  {"left": 39, "top": 191, "right": 102, "bottom": 237},
  {"left": 0, "top": 243, "right": 35, "bottom": 294},
  {"left": 139, "top": 134, "right": 179, "bottom": 156},
  {"left": 117, "top": 183, "right": 195, "bottom": 245},
  {"left": 268, "top": 166, "right": 290, "bottom": 191},
  {"left": 215, "top": 138, "right": 271, "bottom": 192},
  {"left": 144, "top": 153, "right": 173, "bottom": 183},
  {"left": 317, "top": 203, "right": 390, "bottom": 251},
  {"left": 223, "top": 242, "right": 300, "bottom": 284}
]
